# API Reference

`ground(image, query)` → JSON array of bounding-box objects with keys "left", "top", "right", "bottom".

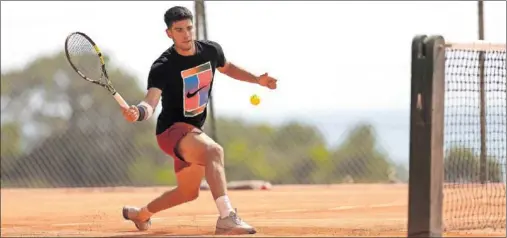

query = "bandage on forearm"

[{"left": 136, "top": 101, "right": 153, "bottom": 121}]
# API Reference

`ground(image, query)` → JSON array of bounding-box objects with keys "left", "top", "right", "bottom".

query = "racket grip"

[{"left": 113, "top": 92, "right": 129, "bottom": 109}]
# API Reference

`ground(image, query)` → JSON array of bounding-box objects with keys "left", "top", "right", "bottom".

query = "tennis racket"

[{"left": 64, "top": 31, "right": 129, "bottom": 109}]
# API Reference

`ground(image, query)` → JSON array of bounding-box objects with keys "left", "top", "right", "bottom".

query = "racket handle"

[{"left": 113, "top": 92, "right": 129, "bottom": 109}]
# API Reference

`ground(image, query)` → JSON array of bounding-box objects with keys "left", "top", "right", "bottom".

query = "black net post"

[{"left": 407, "top": 35, "right": 446, "bottom": 237}]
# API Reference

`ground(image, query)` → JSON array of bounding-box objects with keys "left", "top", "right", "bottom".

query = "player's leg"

[
  {"left": 122, "top": 123, "right": 204, "bottom": 231},
  {"left": 146, "top": 160, "right": 204, "bottom": 214},
  {"left": 123, "top": 122, "right": 255, "bottom": 234},
  {"left": 122, "top": 163, "right": 204, "bottom": 231},
  {"left": 177, "top": 130, "right": 256, "bottom": 235}
]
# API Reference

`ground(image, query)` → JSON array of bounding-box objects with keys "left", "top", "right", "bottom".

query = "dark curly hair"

[{"left": 164, "top": 6, "right": 193, "bottom": 29}]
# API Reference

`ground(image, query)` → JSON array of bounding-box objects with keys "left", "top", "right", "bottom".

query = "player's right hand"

[{"left": 122, "top": 105, "right": 139, "bottom": 123}]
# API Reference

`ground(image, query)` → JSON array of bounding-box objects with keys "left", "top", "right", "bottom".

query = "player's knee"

[
  {"left": 206, "top": 143, "right": 224, "bottom": 165},
  {"left": 179, "top": 187, "right": 199, "bottom": 202}
]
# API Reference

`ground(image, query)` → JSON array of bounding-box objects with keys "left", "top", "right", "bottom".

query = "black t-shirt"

[{"left": 147, "top": 40, "right": 226, "bottom": 135}]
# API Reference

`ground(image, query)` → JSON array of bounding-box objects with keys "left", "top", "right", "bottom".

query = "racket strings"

[{"left": 66, "top": 34, "right": 104, "bottom": 83}]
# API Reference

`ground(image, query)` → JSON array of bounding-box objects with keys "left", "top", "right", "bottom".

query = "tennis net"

[{"left": 443, "top": 41, "right": 506, "bottom": 231}]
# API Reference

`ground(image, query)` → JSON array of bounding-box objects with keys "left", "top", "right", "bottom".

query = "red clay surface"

[{"left": 1, "top": 184, "right": 505, "bottom": 237}]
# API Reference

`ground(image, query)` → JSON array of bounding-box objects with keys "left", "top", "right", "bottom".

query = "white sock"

[{"left": 215, "top": 195, "right": 234, "bottom": 218}]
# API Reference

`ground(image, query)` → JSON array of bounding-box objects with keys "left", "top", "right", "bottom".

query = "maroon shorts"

[{"left": 156, "top": 122, "right": 202, "bottom": 173}]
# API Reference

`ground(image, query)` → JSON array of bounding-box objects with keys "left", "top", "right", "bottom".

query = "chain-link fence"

[{"left": 1, "top": 51, "right": 410, "bottom": 189}]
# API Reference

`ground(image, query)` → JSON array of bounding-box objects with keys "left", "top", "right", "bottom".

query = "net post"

[
  {"left": 407, "top": 35, "right": 446, "bottom": 237},
  {"left": 477, "top": 0, "right": 487, "bottom": 183},
  {"left": 477, "top": 0, "right": 488, "bottom": 184}
]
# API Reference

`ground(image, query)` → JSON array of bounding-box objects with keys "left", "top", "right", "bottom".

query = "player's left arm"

[
  {"left": 211, "top": 41, "right": 277, "bottom": 89},
  {"left": 218, "top": 61, "right": 259, "bottom": 84}
]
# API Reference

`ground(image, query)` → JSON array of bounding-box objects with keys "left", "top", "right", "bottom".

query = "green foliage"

[
  {"left": 1, "top": 122, "right": 24, "bottom": 183},
  {"left": 444, "top": 146, "right": 503, "bottom": 183},
  {"left": 1, "top": 122, "right": 22, "bottom": 158},
  {"left": 486, "top": 156, "right": 503, "bottom": 182},
  {"left": 394, "top": 163, "right": 409, "bottom": 183},
  {"left": 203, "top": 119, "right": 397, "bottom": 184},
  {"left": 224, "top": 139, "right": 277, "bottom": 181},
  {"left": 331, "top": 124, "right": 392, "bottom": 183},
  {"left": 128, "top": 157, "right": 177, "bottom": 186}
]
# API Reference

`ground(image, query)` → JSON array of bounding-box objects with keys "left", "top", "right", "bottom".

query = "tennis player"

[{"left": 120, "top": 6, "right": 277, "bottom": 235}]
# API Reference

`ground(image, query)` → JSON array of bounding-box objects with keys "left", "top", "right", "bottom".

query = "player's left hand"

[{"left": 257, "top": 73, "right": 277, "bottom": 90}]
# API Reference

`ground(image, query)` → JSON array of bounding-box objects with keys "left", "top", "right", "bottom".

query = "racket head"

[{"left": 64, "top": 32, "right": 111, "bottom": 88}]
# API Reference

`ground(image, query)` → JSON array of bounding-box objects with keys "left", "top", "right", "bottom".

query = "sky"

[{"left": 1, "top": 1, "right": 506, "bottom": 119}]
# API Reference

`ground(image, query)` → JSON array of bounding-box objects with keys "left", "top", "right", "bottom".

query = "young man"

[{"left": 120, "top": 6, "right": 277, "bottom": 235}]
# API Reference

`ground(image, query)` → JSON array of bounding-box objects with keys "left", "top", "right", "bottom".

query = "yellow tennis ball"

[{"left": 250, "top": 94, "right": 260, "bottom": 105}]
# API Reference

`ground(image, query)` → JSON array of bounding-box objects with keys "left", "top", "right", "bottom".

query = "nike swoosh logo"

[{"left": 186, "top": 85, "right": 208, "bottom": 98}]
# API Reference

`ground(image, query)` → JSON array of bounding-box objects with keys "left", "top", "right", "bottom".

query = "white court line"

[
  {"left": 329, "top": 205, "right": 357, "bottom": 210},
  {"left": 49, "top": 202, "right": 407, "bottom": 227},
  {"left": 273, "top": 209, "right": 312, "bottom": 213},
  {"left": 371, "top": 202, "right": 405, "bottom": 208},
  {"left": 330, "top": 202, "right": 405, "bottom": 211},
  {"left": 252, "top": 218, "right": 406, "bottom": 223},
  {"left": 52, "top": 222, "right": 96, "bottom": 227}
]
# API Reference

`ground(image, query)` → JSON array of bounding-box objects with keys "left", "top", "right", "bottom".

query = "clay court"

[{"left": 1, "top": 184, "right": 505, "bottom": 237}]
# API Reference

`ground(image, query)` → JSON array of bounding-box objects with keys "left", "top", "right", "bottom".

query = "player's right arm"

[
  {"left": 122, "top": 62, "right": 167, "bottom": 123},
  {"left": 142, "top": 88, "right": 162, "bottom": 109}
]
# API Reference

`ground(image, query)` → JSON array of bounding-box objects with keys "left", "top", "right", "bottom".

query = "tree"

[
  {"left": 208, "top": 119, "right": 328, "bottom": 184},
  {"left": 393, "top": 163, "right": 409, "bottom": 183},
  {"left": 444, "top": 146, "right": 503, "bottom": 183},
  {"left": 203, "top": 119, "right": 401, "bottom": 185},
  {"left": 1, "top": 122, "right": 22, "bottom": 186},
  {"left": 331, "top": 123, "right": 393, "bottom": 183}
]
